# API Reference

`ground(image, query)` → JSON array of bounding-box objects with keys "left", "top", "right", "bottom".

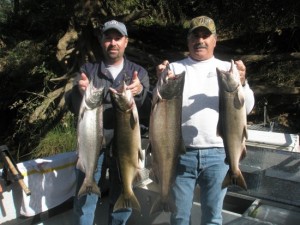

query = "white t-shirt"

[
  {"left": 101, "top": 60, "right": 124, "bottom": 80},
  {"left": 170, "top": 56, "right": 255, "bottom": 148}
]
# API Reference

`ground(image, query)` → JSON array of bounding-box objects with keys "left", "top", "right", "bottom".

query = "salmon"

[
  {"left": 216, "top": 60, "right": 248, "bottom": 190},
  {"left": 149, "top": 69, "right": 186, "bottom": 214},
  {"left": 76, "top": 79, "right": 104, "bottom": 198},
  {"left": 110, "top": 82, "right": 143, "bottom": 212}
]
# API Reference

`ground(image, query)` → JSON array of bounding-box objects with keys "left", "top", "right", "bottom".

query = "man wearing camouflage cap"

[{"left": 156, "top": 16, "right": 255, "bottom": 225}]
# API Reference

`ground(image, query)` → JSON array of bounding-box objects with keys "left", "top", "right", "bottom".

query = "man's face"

[
  {"left": 101, "top": 29, "right": 128, "bottom": 64},
  {"left": 187, "top": 27, "right": 217, "bottom": 61}
]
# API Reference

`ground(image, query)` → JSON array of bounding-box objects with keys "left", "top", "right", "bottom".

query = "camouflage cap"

[{"left": 189, "top": 16, "right": 216, "bottom": 34}]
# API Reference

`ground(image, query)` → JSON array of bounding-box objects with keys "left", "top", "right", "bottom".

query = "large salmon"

[
  {"left": 216, "top": 60, "right": 248, "bottom": 190},
  {"left": 76, "top": 78, "right": 105, "bottom": 198},
  {"left": 149, "top": 69, "right": 186, "bottom": 215},
  {"left": 110, "top": 82, "right": 143, "bottom": 212}
]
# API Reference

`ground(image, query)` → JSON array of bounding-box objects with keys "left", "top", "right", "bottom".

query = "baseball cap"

[
  {"left": 102, "top": 20, "right": 128, "bottom": 36},
  {"left": 189, "top": 16, "right": 216, "bottom": 35}
]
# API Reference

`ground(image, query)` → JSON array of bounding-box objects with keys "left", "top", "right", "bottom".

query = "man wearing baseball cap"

[
  {"left": 71, "top": 19, "right": 150, "bottom": 225},
  {"left": 102, "top": 20, "right": 128, "bottom": 36},
  {"left": 156, "top": 16, "right": 255, "bottom": 225},
  {"left": 189, "top": 15, "right": 217, "bottom": 35}
]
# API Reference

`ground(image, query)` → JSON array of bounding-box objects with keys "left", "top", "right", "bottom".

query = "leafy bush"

[{"left": 30, "top": 112, "right": 77, "bottom": 159}]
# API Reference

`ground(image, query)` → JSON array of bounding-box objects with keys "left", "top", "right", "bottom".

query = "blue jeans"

[
  {"left": 170, "top": 147, "right": 229, "bottom": 225},
  {"left": 73, "top": 151, "right": 132, "bottom": 225}
]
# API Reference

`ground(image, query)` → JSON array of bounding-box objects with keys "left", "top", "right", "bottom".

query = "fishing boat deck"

[
  {"left": 1, "top": 130, "right": 300, "bottom": 225},
  {"left": 6, "top": 180, "right": 300, "bottom": 225}
]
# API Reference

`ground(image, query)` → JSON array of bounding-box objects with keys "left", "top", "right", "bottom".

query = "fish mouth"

[
  {"left": 85, "top": 88, "right": 104, "bottom": 108},
  {"left": 117, "top": 96, "right": 134, "bottom": 112},
  {"left": 110, "top": 88, "right": 134, "bottom": 112}
]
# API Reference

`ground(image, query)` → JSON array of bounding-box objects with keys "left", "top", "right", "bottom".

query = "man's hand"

[
  {"left": 156, "top": 60, "right": 169, "bottom": 76},
  {"left": 156, "top": 60, "right": 175, "bottom": 79},
  {"left": 127, "top": 71, "right": 143, "bottom": 96},
  {"left": 235, "top": 60, "right": 246, "bottom": 86},
  {"left": 78, "top": 73, "right": 89, "bottom": 95}
]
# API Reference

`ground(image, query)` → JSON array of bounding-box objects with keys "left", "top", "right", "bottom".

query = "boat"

[{"left": 1, "top": 129, "right": 299, "bottom": 225}]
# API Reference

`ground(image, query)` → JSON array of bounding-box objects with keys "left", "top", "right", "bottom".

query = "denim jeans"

[
  {"left": 170, "top": 147, "right": 229, "bottom": 225},
  {"left": 73, "top": 151, "right": 131, "bottom": 225}
]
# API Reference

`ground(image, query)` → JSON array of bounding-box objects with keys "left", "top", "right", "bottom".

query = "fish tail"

[
  {"left": 77, "top": 179, "right": 101, "bottom": 198},
  {"left": 149, "top": 197, "right": 177, "bottom": 215},
  {"left": 149, "top": 168, "right": 159, "bottom": 183},
  {"left": 113, "top": 193, "right": 141, "bottom": 212},
  {"left": 222, "top": 170, "right": 247, "bottom": 191},
  {"left": 133, "top": 170, "right": 143, "bottom": 185}
]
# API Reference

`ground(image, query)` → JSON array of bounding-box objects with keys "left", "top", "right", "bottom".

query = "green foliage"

[
  {"left": 5, "top": 40, "right": 44, "bottom": 66},
  {"left": 219, "top": 0, "right": 298, "bottom": 34},
  {"left": 30, "top": 112, "right": 77, "bottom": 159},
  {"left": 16, "top": 0, "right": 74, "bottom": 35},
  {"left": 107, "top": 0, "right": 140, "bottom": 15},
  {"left": 30, "top": 61, "right": 57, "bottom": 81},
  {"left": 1, "top": 40, "right": 48, "bottom": 84},
  {"left": 250, "top": 61, "right": 300, "bottom": 87},
  {"left": 0, "top": 0, "right": 12, "bottom": 23}
]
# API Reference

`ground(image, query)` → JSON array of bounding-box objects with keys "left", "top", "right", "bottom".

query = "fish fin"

[
  {"left": 149, "top": 168, "right": 159, "bottom": 183},
  {"left": 113, "top": 193, "right": 141, "bottom": 212},
  {"left": 240, "top": 146, "right": 247, "bottom": 161},
  {"left": 150, "top": 197, "right": 177, "bottom": 215},
  {"left": 151, "top": 87, "right": 162, "bottom": 109},
  {"left": 216, "top": 92, "right": 224, "bottom": 137},
  {"left": 224, "top": 156, "right": 229, "bottom": 165},
  {"left": 77, "top": 179, "right": 101, "bottom": 198},
  {"left": 130, "top": 109, "right": 138, "bottom": 129},
  {"left": 147, "top": 143, "right": 152, "bottom": 154},
  {"left": 76, "top": 159, "right": 85, "bottom": 172},
  {"left": 222, "top": 170, "right": 247, "bottom": 191},
  {"left": 78, "top": 107, "right": 85, "bottom": 122},
  {"left": 133, "top": 106, "right": 139, "bottom": 124},
  {"left": 101, "top": 137, "right": 106, "bottom": 150},
  {"left": 179, "top": 139, "right": 186, "bottom": 154},
  {"left": 138, "top": 148, "right": 144, "bottom": 161},
  {"left": 216, "top": 120, "right": 221, "bottom": 137},
  {"left": 244, "top": 125, "right": 248, "bottom": 140},
  {"left": 151, "top": 100, "right": 158, "bottom": 113},
  {"left": 134, "top": 170, "right": 143, "bottom": 184},
  {"left": 216, "top": 67, "right": 222, "bottom": 76},
  {"left": 241, "top": 127, "right": 248, "bottom": 161},
  {"left": 216, "top": 117, "right": 223, "bottom": 138},
  {"left": 234, "top": 89, "right": 245, "bottom": 109}
]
